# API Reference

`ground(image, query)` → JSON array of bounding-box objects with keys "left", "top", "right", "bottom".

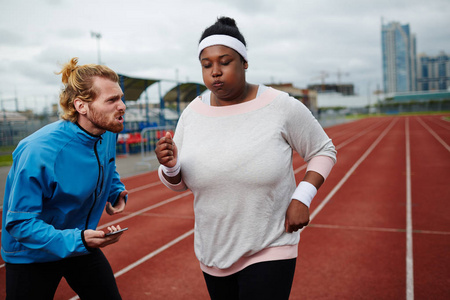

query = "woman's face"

[{"left": 200, "top": 45, "right": 248, "bottom": 103}]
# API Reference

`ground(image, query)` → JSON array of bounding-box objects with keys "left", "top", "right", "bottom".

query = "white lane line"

[
  {"left": 333, "top": 118, "right": 387, "bottom": 151},
  {"left": 97, "top": 191, "right": 192, "bottom": 230},
  {"left": 309, "top": 223, "right": 450, "bottom": 235},
  {"left": 127, "top": 181, "right": 163, "bottom": 193},
  {"left": 406, "top": 118, "right": 414, "bottom": 300},
  {"left": 309, "top": 223, "right": 405, "bottom": 233},
  {"left": 114, "top": 229, "right": 194, "bottom": 278},
  {"left": 434, "top": 116, "right": 450, "bottom": 130},
  {"left": 68, "top": 229, "right": 195, "bottom": 300},
  {"left": 308, "top": 118, "right": 397, "bottom": 222},
  {"left": 322, "top": 118, "right": 381, "bottom": 139},
  {"left": 417, "top": 117, "right": 450, "bottom": 153},
  {"left": 294, "top": 118, "right": 387, "bottom": 175}
]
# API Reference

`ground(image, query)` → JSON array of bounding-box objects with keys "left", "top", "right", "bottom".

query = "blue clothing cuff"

[{"left": 81, "top": 230, "right": 95, "bottom": 252}]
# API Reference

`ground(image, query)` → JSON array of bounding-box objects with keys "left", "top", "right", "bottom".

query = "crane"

[
  {"left": 310, "top": 71, "right": 329, "bottom": 91},
  {"left": 336, "top": 69, "right": 349, "bottom": 84}
]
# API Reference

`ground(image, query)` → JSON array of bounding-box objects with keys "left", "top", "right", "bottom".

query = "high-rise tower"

[
  {"left": 381, "top": 21, "right": 417, "bottom": 93},
  {"left": 417, "top": 51, "right": 450, "bottom": 91}
]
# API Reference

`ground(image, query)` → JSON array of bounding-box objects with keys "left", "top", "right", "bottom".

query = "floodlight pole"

[{"left": 91, "top": 31, "right": 102, "bottom": 64}]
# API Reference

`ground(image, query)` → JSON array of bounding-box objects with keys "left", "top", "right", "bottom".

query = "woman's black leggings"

[
  {"left": 203, "top": 258, "right": 296, "bottom": 300},
  {"left": 5, "top": 249, "right": 121, "bottom": 300}
]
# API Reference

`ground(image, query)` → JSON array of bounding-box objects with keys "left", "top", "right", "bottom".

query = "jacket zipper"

[{"left": 85, "top": 138, "right": 103, "bottom": 229}]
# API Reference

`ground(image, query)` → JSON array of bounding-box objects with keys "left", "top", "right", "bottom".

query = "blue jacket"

[{"left": 1, "top": 120, "right": 126, "bottom": 263}]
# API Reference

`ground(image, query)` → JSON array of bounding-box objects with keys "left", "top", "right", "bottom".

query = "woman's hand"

[
  {"left": 284, "top": 200, "right": 310, "bottom": 233},
  {"left": 155, "top": 132, "right": 178, "bottom": 167}
]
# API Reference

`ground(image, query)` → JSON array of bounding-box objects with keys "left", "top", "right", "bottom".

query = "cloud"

[
  {"left": 0, "top": 29, "right": 27, "bottom": 46},
  {"left": 0, "top": 0, "right": 449, "bottom": 110}
]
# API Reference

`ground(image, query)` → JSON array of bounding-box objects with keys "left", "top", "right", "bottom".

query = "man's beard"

[{"left": 88, "top": 106, "right": 124, "bottom": 133}]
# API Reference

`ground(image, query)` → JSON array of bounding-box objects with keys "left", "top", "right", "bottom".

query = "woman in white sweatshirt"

[{"left": 156, "top": 16, "right": 337, "bottom": 300}]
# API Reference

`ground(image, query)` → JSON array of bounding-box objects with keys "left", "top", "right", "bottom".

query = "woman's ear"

[
  {"left": 244, "top": 61, "right": 248, "bottom": 70},
  {"left": 74, "top": 98, "right": 87, "bottom": 115}
]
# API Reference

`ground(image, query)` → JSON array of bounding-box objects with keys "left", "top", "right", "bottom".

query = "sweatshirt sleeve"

[
  {"left": 4, "top": 146, "right": 89, "bottom": 258},
  {"left": 281, "top": 95, "right": 337, "bottom": 164}
]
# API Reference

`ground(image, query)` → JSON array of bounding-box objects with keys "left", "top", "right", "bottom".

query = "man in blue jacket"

[{"left": 2, "top": 57, "right": 129, "bottom": 300}]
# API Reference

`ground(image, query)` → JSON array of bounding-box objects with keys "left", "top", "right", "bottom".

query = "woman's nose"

[{"left": 211, "top": 65, "right": 221, "bottom": 77}]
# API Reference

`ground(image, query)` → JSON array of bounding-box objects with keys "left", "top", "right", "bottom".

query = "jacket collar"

[{"left": 68, "top": 121, "right": 103, "bottom": 145}]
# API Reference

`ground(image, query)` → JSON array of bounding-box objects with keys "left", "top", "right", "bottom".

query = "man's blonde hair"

[{"left": 56, "top": 57, "right": 119, "bottom": 122}]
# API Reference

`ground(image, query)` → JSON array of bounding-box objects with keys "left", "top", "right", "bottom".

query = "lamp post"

[{"left": 91, "top": 31, "right": 102, "bottom": 64}]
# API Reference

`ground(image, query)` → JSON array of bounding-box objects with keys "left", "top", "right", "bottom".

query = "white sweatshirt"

[{"left": 159, "top": 86, "right": 336, "bottom": 274}]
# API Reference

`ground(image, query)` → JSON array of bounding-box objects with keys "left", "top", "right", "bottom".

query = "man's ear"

[
  {"left": 244, "top": 61, "right": 248, "bottom": 70},
  {"left": 74, "top": 98, "right": 87, "bottom": 115}
]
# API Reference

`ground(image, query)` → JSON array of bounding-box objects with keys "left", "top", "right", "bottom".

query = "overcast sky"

[{"left": 1, "top": 0, "right": 449, "bottom": 112}]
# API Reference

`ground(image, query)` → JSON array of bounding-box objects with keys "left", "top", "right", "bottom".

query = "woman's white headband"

[{"left": 198, "top": 34, "right": 248, "bottom": 62}]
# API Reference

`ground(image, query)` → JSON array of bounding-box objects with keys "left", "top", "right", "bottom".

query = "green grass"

[
  {"left": 0, "top": 154, "right": 13, "bottom": 167},
  {"left": 0, "top": 146, "right": 15, "bottom": 167},
  {"left": 394, "top": 110, "right": 450, "bottom": 116},
  {"left": 345, "top": 111, "right": 450, "bottom": 120}
]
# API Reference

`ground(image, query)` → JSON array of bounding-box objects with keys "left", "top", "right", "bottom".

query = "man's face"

[{"left": 83, "top": 77, "right": 126, "bottom": 135}]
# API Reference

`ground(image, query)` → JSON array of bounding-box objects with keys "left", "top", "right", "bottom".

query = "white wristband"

[
  {"left": 161, "top": 159, "right": 181, "bottom": 177},
  {"left": 291, "top": 181, "right": 317, "bottom": 208}
]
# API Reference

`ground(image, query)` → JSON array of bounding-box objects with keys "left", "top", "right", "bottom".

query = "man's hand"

[
  {"left": 285, "top": 200, "right": 310, "bottom": 233},
  {"left": 106, "top": 190, "right": 128, "bottom": 215},
  {"left": 83, "top": 225, "right": 125, "bottom": 248}
]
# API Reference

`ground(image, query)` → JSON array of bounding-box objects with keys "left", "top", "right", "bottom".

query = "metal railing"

[
  {"left": 0, "top": 119, "right": 55, "bottom": 147},
  {"left": 137, "top": 126, "right": 175, "bottom": 168}
]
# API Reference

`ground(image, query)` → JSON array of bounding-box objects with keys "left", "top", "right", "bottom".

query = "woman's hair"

[
  {"left": 56, "top": 57, "right": 119, "bottom": 122},
  {"left": 199, "top": 16, "right": 247, "bottom": 47}
]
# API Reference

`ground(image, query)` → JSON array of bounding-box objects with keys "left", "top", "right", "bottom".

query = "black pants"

[
  {"left": 5, "top": 249, "right": 121, "bottom": 300},
  {"left": 203, "top": 258, "right": 296, "bottom": 300}
]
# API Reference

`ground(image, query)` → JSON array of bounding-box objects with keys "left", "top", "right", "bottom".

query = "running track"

[{"left": 0, "top": 114, "right": 449, "bottom": 299}]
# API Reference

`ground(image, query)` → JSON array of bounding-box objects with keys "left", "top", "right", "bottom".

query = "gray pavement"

[
  {"left": 0, "top": 153, "right": 160, "bottom": 207},
  {"left": 115, "top": 153, "right": 160, "bottom": 178}
]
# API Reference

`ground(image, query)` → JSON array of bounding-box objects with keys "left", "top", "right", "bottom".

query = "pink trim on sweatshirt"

[
  {"left": 200, "top": 244, "right": 298, "bottom": 277},
  {"left": 306, "top": 155, "right": 335, "bottom": 180}
]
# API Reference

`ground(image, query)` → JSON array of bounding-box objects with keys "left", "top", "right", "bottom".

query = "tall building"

[
  {"left": 381, "top": 21, "right": 417, "bottom": 93},
  {"left": 416, "top": 51, "right": 450, "bottom": 91}
]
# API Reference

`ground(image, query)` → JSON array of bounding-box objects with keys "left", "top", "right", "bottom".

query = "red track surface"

[{"left": 1, "top": 114, "right": 449, "bottom": 299}]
